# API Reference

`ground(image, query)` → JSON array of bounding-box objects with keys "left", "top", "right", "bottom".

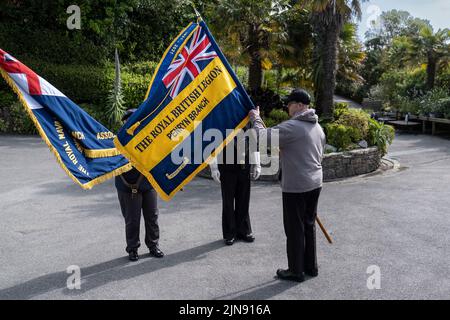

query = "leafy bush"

[
  {"left": 0, "top": 24, "right": 107, "bottom": 66},
  {"left": 418, "top": 87, "right": 450, "bottom": 116},
  {"left": 5, "top": 101, "right": 37, "bottom": 134},
  {"left": 120, "top": 70, "right": 149, "bottom": 110},
  {"left": 325, "top": 123, "right": 359, "bottom": 151},
  {"left": 235, "top": 66, "right": 249, "bottom": 89},
  {"left": 325, "top": 104, "right": 395, "bottom": 153},
  {"left": 390, "top": 94, "right": 421, "bottom": 114},
  {"left": 333, "top": 102, "right": 349, "bottom": 120},
  {"left": 122, "top": 61, "right": 158, "bottom": 77},
  {"left": 437, "top": 98, "right": 450, "bottom": 119},
  {"left": 380, "top": 68, "right": 427, "bottom": 101},
  {"left": 0, "top": 91, "right": 36, "bottom": 134},
  {"left": 0, "top": 118, "right": 7, "bottom": 133},
  {"left": 334, "top": 108, "right": 370, "bottom": 141},
  {"left": 263, "top": 109, "right": 290, "bottom": 127},
  {"left": 367, "top": 119, "right": 395, "bottom": 156}
]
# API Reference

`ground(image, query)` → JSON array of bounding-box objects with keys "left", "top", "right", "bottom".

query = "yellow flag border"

[
  {"left": 114, "top": 115, "right": 249, "bottom": 201},
  {"left": 0, "top": 68, "right": 132, "bottom": 190}
]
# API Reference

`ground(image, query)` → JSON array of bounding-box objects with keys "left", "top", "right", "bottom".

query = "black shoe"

[
  {"left": 224, "top": 238, "right": 234, "bottom": 246},
  {"left": 305, "top": 269, "right": 318, "bottom": 277},
  {"left": 237, "top": 233, "right": 255, "bottom": 242},
  {"left": 128, "top": 250, "right": 139, "bottom": 262},
  {"left": 149, "top": 245, "right": 164, "bottom": 258},
  {"left": 276, "top": 269, "right": 305, "bottom": 282}
]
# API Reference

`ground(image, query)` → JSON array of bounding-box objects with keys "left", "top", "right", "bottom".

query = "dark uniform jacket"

[{"left": 218, "top": 131, "right": 252, "bottom": 172}]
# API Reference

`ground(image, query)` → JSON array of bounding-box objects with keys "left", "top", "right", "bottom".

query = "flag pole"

[{"left": 190, "top": 1, "right": 203, "bottom": 22}]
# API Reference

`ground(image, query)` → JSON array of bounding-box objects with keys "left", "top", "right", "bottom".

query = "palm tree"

[
  {"left": 335, "top": 22, "right": 366, "bottom": 97},
  {"left": 310, "top": 0, "right": 363, "bottom": 118},
  {"left": 208, "top": 0, "right": 290, "bottom": 91},
  {"left": 409, "top": 27, "right": 450, "bottom": 90}
]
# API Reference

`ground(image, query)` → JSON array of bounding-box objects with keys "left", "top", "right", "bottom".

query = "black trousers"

[
  {"left": 118, "top": 189, "right": 159, "bottom": 253},
  {"left": 219, "top": 168, "right": 252, "bottom": 240},
  {"left": 282, "top": 187, "right": 321, "bottom": 274}
]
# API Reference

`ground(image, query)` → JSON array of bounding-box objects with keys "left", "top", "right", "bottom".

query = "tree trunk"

[
  {"left": 247, "top": 24, "right": 262, "bottom": 91},
  {"left": 319, "top": 28, "right": 339, "bottom": 118},
  {"left": 313, "top": 30, "right": 339, "bottom": 118},
  {"left": 426, "top": 52, "right": 437, "bottom": 90},
  {"left": 312, "top": 7, "right": 342, "bottom": 119},
  {"left": 276, "top": 65, "right": 281, "bottom": 94}
]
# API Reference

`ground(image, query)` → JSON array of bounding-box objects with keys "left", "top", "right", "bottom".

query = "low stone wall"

[
  {"left": 199, "top": 147, "right": 382, "bottom": 181},
  {"left": 322, "top": 147, "right": 381, "bottom": 180}
]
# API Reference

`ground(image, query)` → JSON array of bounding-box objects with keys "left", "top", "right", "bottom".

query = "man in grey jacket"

[{"left": 249, "top": 88, "right": 326, "bottom": 282}]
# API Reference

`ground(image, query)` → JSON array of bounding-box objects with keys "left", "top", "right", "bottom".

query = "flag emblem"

[{"left": 162, "top": 26, "right": 218, "bottom": 98}]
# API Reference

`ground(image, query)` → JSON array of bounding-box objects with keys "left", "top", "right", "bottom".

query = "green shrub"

[
  {"left": 418, "top": 87, "right": 450, "bottom": 116},
  {"left": 0, "top": 90, "right": 16, "bottom": 109},
  {"left": 122, "top": 61, "right": 158, "bottom": 77},
  {"left": 120, "top": 71, "right": 149, "bottom": 110},
  {"left": 388, "top": 94, "right": 420, "bottom": 114},
  {"left": 335, "top": 108, "right": 370, "bottom": 141},
  {"left": 235, "top": 66, "right": 249, "bottom": 89},
  {"left": 0, "top": 118, "right": 7, "bottom": 133},
  {"left": 437, "top": 98, "right": 450, "bottom": 119},
  {"left": 325, "top": 123, "right": 358, "bottom": 151},
  {"left": 0, "top": 91, "right": 36, "bottom": 134},
  {"left": 379, "top": 68, "right": 427, "bottom": 102},
  {"left": 0, "top": 23, "right": 107, "bottom": 66},
  {"left": 367, "top": 119, "right": 395, "bottom": 156},
  {"left": 263, "top": 109, "right": 290, "bottom": 127},
  {"left": 6, "top": 101, "right": 37, "bottom": 134},
  {"left": 333, "top": 102, "right": 349, "bottom": 120}
]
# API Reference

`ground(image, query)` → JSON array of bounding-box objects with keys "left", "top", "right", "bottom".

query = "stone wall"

[
  {"left": 322, "top": 147, "right": 381, "bottom": 181},
  {"left": 199, "top": 147, "right": 382, "bottom": 181}
]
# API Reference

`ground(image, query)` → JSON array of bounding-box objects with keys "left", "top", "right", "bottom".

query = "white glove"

[
  {"left": 250, "top": 151, "right": 261, "bottom": 180},
  {"left": 249, "top": 106, "right": 260, "bottom": 122},
  {"left": 209, "top": 157, "right": 221, "bottom": 183}
]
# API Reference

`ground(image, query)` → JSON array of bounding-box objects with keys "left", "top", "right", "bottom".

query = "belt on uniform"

[{"left": 120, "top": 174, "right": 144, "bottom": 198}]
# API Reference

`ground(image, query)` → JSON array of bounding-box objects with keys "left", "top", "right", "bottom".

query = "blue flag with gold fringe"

[
  {"left": 0, "top": 48, "right": 131, "bottom": 189},
  {"left": 114, "top": 20, "right": 255, "bottom": 200}
]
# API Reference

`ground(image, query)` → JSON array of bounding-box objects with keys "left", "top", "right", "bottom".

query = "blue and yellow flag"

[
  {"left": 115, "top": 20, "right": 255, "bottom": 200},
  {"left": 0, "top": 48, "right": 131, "bottom": 189}
]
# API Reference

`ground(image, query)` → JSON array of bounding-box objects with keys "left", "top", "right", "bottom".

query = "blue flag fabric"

[
  {"left": 114, "top": 20, "right": 255, "bottom": 201},
  {"left": 0, "top": 48, "right": 131, "bottom": 189}
]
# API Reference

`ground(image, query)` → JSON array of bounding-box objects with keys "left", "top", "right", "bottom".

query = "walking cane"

[
  {"left": 316, "top": 215, "right": 333, "bottom": 244},
  {"left": 254, "top": 107, "right": 333, "bottom": 244}
]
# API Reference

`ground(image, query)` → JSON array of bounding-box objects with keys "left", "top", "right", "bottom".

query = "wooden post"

[
  {"left": 432, "top": 122, "right": 436, "bottom": 135},
  {"left": 422, "top": 120, "right": 426, "bottom": 134}
]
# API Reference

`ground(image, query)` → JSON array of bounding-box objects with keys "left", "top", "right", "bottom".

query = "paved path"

[
  {"left": 0, "top": 133, "right": 449, "bottom": 300},
  {"left": 334, "top": 95, "right": 363, "bottom": 109}
]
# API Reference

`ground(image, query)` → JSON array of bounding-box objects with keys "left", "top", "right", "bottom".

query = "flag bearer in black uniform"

[
  {"left": 115, "top": 109, "right": 164, "bottom": 261},
  {"left": 209, "top": 126, "right": 261, "bottom": 245}
]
